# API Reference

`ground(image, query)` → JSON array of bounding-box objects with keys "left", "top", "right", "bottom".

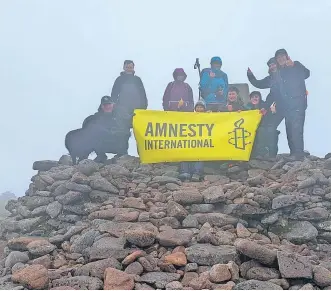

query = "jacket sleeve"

[
  {"left": 264, "top": 93, "right": 275, "bottom": 108},
  {"left": 294, "top": 61, "right": 310, "bottom": 79},
  {"left": 187, "top": 85, "right": 195, "bottom": 111},
  {"left": 199, "top": 70, "right": 212, "bottom": 97},
  {"left": 199, "top": 70, "right": 210, "bottom": 88},
  {"left": 223, "top": 72, "right": 229, "bottom": 98},
  {"left": 162, "top": 82, "right": 172, "bottom": 110},
  {"left": 137, "top": 77, "right": 148, "bottom": 109},
  {"left": 110, "top": 77, "right": 122, "bottom": 102},
  {"left": 247, "top": 72, "right": 271, "bottom": 89}
]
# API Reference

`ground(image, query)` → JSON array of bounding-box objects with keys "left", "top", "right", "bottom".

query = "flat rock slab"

[
  {"left": 173, "top": 189, "right": 203, "bottom": 204},
  {"left": 272, "top": 194, "right": 310, "bottom": 210},
  {"left": 194, "top": 213, "right": 238, "bottom": 227},
  {"left": 284, "top": 221, "right": 318, "bottom": 244},
  {"left": 33, "top": 160, "right": 58, "bottom": 171},
  {"left": 157, "top": 229, "right": 193, "bottom": 247},
  {"left": 97, "top": 221, "right": 158, "bottom": 238},
  {"left": 88, "top": 236, "right": 129, "bottom": 261},
  {"left": 7, "top": 237, "right": 48, "bottom": 251},
  {"left": 186, "top": 244, "right": 239, "bottom": 266},
  {"left": 233, "top": 279, "right": 282, "bottom": 290},
  {"left": 235, "top": 239, "right": 277, "bottom": 266},
  {"left": 277, "top": 251, "right": 312, "bottom": 279},
  {"left": 138, "top": 272, "right": 181, "bottom": 289}
]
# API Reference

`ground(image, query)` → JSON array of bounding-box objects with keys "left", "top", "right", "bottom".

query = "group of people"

[{"left": 65, "top": 50, "right": 310, "bottom": 182}]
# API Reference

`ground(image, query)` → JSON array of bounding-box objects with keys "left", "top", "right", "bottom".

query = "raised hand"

[{"left": 270, "top": 102, "right": 277, "bottom": 114}]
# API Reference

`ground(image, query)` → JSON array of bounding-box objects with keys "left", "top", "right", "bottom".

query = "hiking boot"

[
  {"left": 179, "top": 173, "right": 191, "bottom": 181},
  {"left": 94, "top": 153, "right": 108, "bottom": 163},
  {"left": 191, "top": 174, "right": 201, "bottom": 182}
]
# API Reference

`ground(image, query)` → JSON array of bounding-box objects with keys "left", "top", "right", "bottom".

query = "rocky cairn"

[{"left": 1, "top": 154, "right": 331, "bottom": 289}]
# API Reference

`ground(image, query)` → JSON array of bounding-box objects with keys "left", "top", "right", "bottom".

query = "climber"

[
  {"left": 220, "top": 86, "right": 245, "bottom": 112},
  {"left": 178, "top": 100, "right": 206, "bottom": 182},
  {"left": 111, "top": 60, "right": 148, "bottom": 129},
  {"left": 246, "top": 91, "right": 279, "bottom": 159},
  {"left": 271, "top": 48, "right": 310, "bottom": 161},
  {"left": 246, "top": 91, "right": 266, "bottom": 110},
  {"left": 162, "top": 68, "right": 194, "bottom": 112},
  {"left": 247, "top": 57, "right": 282, "bottom": 110},
  {"left": 199, "top": 56, "right": 228, "bottom": 112},
  {"left": 65, "top": 96, "right": 130, "bottom": 165}
]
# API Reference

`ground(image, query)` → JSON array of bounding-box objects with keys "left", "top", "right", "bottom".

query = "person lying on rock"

[
  {"left": 65, "top": 96, "right": 130, "bottom": 165},
  {"left": 178, "top": 100, "right": 206, "bottom": 182}
]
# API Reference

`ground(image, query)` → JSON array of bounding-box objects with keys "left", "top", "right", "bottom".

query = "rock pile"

[{"left": 1, "top": 153, "right": 331, "bottom": 289}]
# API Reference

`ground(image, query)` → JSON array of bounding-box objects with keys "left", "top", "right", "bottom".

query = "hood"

[
  {"left": 275, "top": 49, "right": 288, "bottom": 58},
  {"left": 210, "top": 56, "right": 222, "bottom": 65},
  {"left": 173, "top": 68, "right": 187, "bottom": 80},
  {"left": 267, "top": 57, "right": 276, "bottom": 67},
  {"left": 194, "top": 99, "right": 206, "bottom": 109}
]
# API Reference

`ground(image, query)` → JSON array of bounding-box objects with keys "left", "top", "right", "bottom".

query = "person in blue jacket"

[{"left": 199, "top": 56, "right": 229, "bottom": 112}]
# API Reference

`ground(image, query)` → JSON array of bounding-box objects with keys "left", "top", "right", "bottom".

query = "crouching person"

[
  {"left": 65, "top": 96, "right": 130, "bottom": 164},
  {"left": 178, "top": 100, "right": 206, "bottom": 182}
]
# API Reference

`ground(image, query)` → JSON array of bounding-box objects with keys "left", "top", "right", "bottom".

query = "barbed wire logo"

[{"left": 228, "top": 118, "right": 251, "bottom": 150}]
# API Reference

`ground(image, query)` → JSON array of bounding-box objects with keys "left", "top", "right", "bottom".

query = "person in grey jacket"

[{"left": 110, "top": 60, "right": 148, "bottom": 129}]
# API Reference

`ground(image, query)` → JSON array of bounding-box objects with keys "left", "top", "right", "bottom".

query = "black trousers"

[{"left": 266, "top": 108, "right": 306, "bottom": 156}]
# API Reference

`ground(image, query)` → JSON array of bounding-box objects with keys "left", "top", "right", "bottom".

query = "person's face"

[
  {"left": 228, "top": 91, "right": 238, "bottom": 102},
  {"left": 269, "top": 63, "right": 277, "bottom": 72},
  {"left": 276, "top": 54, "right": 287, "bottom": 67},
  {"left": 211, "top": 62, "right": 222, "bottom": 70},
  {"left": 102, "top": 103, "right": 114, "bottom": 112},
  {"left": 124, "top": 62, "right": 134, "bottom": 74},
  {"left": 250, "top": 94, "right": 260, "bottom": 105},
  {"left": 195, "top": 105, "right": 205, "bottom": 112},
  {"left": 176, "top": 75, "right": 186, "bottom": 82}
]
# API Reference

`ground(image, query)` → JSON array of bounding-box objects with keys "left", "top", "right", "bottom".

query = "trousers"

[
  {"left": 267, "top": 108, "right": 306, "bottom": 156},
  {"left": 180, "top": 162, "right": 204, "bottom": 175}
]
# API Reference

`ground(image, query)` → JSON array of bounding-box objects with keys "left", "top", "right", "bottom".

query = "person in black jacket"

[
  {"left": 247, "top": 57, "right": 280, "bottom": 109},
  {"left": 65, "top": 96, "right": 130, "bottom": 164},
  {"left": 111, "top": 60, "right": 148, "bottom": 129},
  {"left": 247, "top": 52, "right": 310, "bottom": 160},
  {"left": 246, "top": 91, "right": 280, "bottom": 159},
  {"left": 272, "top": 49, "right": 310, "bottom": 160}
]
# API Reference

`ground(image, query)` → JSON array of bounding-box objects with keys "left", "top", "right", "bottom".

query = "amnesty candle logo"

[{"left": 228, "top": 118, "right": 252, "bottom": 150}]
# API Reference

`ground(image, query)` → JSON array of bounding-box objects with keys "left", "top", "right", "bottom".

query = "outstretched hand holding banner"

[{"left": 133, "top": 110, "right": 262, "bottom": 163}]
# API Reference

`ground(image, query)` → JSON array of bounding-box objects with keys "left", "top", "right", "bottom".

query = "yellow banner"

[{"left": 133, "top": 109, "right": 262, "bottom": 163}]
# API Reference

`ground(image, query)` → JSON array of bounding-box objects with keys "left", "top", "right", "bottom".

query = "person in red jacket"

[{"left": 162, "top": 68, "right": 194, "bottom": 112}]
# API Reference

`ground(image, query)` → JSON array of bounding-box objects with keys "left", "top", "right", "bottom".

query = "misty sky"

[{"left": 1, "top": 0, "right": 331, "bottom": 196}]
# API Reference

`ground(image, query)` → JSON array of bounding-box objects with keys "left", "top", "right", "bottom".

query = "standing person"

[
  {"left": 272, "top": 49, "right": 310, "bottom": 160},
  {"left": 246, "top": 91, "right": 280, "bottom": 159},
  {"left": 199, "top": 56, "right": 229, "bottom": 112},
  {"left": 178, "top": 100, "right": 206, "bottom": 182},
  {"left": 162, "top": 68, "right": 194, "bottom": 112},
  {"left": 111, "top": 60, "right": 148, "bottom": 129},
  {"left": 247, "top": 57, "right": 280, "bottom": 109}
]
